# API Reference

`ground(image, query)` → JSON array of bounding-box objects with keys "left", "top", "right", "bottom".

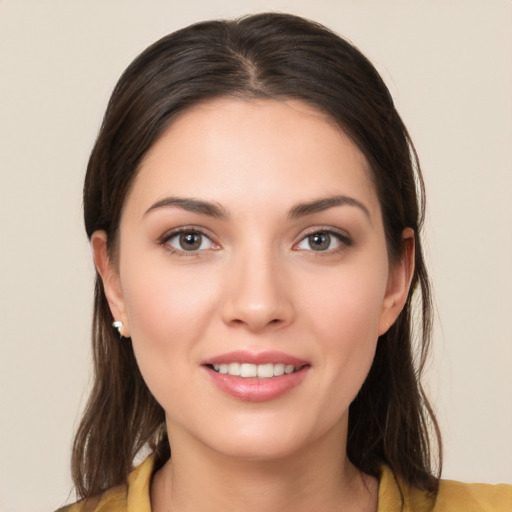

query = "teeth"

[
  {"left": 273, "top": 363, "right": 285, "bottom": 376},
  {"left": 211, "top": 362, "right": 300, "bottom": 378},
  {"left": 257, "top": 363, "right": 274, "bottom": 378},
  {"left": 240, "top": 363, "right": 257, "bottom": 377},
  {"left": 228, "top": 362, "right": 240, "bottom": 375}
]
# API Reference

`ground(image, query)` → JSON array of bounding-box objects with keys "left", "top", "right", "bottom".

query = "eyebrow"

[
  {"left": 288, "top": 195, "right": 371, "bottom": 221},
  {"left": 144, "top": 194, "right": 370, "bottom": 221},
  {"left": 144, "top": 197, "right": 229, "bottom": 219}
]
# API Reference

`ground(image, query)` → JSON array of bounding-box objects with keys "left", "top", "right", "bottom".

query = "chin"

[
  {"left": 208, "top": 435, "right": 306, "bottom": 461},
  {"left": 189, "top": 413, "right": 338, "bottom": 462}
]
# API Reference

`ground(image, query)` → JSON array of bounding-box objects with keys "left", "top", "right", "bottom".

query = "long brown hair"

[{"left": 73, "top": 12, "right": 441, "bottom": 499}]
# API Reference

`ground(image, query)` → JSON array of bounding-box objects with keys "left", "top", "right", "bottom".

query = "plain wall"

[{"left": 0, "top": 1, "right": 511, "bottom": 511}]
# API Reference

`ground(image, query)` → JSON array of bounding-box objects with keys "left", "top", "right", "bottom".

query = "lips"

[{"left": 202, "top": 350, "right": 310, "bottom": 402}]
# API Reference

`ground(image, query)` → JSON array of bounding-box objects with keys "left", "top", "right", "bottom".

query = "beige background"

[{"left": 1, "top": 1, "right": 511, "bottom": 511}]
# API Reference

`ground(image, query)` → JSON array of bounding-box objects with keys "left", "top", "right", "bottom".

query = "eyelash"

[{"left": 159, "top": 226, "right": 352, "bottom": 257}]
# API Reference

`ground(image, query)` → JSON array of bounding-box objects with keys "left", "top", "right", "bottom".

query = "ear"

[
  {"left": 378, "top": 227, "right": 415, "bottom": 335},
  {"left": 91, "top": 230, "right": 131, "bottom": 338}
]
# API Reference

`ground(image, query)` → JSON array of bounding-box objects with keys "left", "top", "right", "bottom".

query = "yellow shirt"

[{"left": 58, "top": 455, "right": 512, "bottom": 512}]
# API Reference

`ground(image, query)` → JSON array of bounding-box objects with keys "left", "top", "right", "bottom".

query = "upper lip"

[{"left": 202, "top": 350, "right": 310, "bottom": 367}]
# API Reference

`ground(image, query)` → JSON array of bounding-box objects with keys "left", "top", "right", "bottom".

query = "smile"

[
  {"left": 210, "top": 362, "right": 299, "bottom": 379},
  {"left": 203, "top": 351, "right": 310, "bottom": 402}
]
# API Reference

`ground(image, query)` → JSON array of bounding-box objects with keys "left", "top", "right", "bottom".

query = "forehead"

[{"left": 126, "top": 98, "right": 379, "bottom": 219}]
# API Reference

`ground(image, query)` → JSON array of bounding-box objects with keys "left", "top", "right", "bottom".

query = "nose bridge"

[{"left": 222, "top": 239, "right": 293, "bottom": 331}]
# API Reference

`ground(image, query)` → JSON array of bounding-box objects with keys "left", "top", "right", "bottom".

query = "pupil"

[
  {"left": 309, "top": 232, "right": 330, "bottom": 251},
  {"left": 180, "top": 232, "right": 201, "bottom": 250}
]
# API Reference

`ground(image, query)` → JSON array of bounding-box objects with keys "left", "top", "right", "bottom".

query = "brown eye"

[
  {"left": 307, "top": 232, "right": 330, "bottom": 251},
  {"left": 165, "top": 230, "right": 215, "bottom": 253},
  {"left": 295, "top": 229, "right": 350, "bottom": 253},
  {"left": 179, "top": 232, "right": 202, "bottom": 251}
]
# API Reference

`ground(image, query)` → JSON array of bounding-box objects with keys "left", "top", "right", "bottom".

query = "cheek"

[
  {"left": 119, "top": 256, "right": 219, "bottom": 397},
  {"left": 301, "top": 257, "right": 389, "bottom": 395},
  {"left": 305, "top": 261, "right": 388, "bottom": 344},
  {"left": 121, "top": 249, "right": 219, "bottom": 335}
]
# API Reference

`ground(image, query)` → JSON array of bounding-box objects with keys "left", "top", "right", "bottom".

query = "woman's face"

[{"left": 95, "top": 98, "right": 412, "bottom": 460}]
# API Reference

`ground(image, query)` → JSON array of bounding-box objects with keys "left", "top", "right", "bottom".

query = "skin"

[{"left": 93, "top": 98, "right": 414, "bottom": 512}]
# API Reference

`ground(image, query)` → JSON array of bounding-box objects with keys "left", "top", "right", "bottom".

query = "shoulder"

[
  {"left": 432, "top": 478, "right": 512, "bottom": 511},
  {"left": 55, "top": 455, "right": 155, "bottom": 512},
  {"left": 55, "top": 483, "right": 128, "bottom": 512},
  {"left": 55, "top": 483, "right": 127, "bottom": 512},
  {"left": 379, "top": 466, "right": 512, "bottom": 512}
]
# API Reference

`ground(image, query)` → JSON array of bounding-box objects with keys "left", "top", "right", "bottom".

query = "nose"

[{"left": 221, "top": 249, "right": 294, "bottom": 333}]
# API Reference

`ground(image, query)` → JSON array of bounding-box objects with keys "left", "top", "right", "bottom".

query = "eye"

[
  {"left": 164, "top": 229, "right": 216, "bottom": 253},
  {"left": 295, "top": 229, "right": 350, "bottom": 252}
]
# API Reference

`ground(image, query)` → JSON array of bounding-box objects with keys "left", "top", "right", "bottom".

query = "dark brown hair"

[{"left": 73, "top": 12, "right": 441, "bottom": 499}]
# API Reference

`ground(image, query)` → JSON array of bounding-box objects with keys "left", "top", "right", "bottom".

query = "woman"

[{"left": 59, "top": 12, "right": 511, "bottom": 512}]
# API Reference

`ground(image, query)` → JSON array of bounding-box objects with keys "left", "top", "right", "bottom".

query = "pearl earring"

[{"left": 112, "top": 320, "right": 124, "bottom": 339}]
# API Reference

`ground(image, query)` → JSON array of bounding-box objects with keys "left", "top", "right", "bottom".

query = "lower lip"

[{"left": 205, "top": 366, "right": 310, "bottom": 402}]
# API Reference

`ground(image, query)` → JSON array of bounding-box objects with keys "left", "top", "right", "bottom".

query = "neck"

[{"left": 151, "top": 423, "right": 378, "bottom": 512}]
